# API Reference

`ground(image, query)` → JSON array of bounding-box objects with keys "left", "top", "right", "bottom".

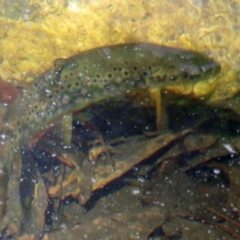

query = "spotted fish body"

[{"left": 0, "top": 43, "right": 220, "bottom": 218}]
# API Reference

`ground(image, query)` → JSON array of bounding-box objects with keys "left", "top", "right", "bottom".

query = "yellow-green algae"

[{"left": 0, "top": 0, "right": 239, "bottom": 104}]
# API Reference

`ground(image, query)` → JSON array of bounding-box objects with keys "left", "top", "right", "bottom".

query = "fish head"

[{"left": 145, "top": 48, "right": 221, "bottom": 97}]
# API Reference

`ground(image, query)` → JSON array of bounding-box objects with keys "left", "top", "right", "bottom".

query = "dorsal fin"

[
  {"left": 50, "top": 114, "right": 73, "bottom": 144},
  {"left": 53, "top": 58, "right": 67, "bottom": 75},
  {"left": 0, "top": 79, "right": 20, "bottom": 103}
]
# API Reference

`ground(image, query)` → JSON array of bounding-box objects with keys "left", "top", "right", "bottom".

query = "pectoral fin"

[
  {"left": 51, "top": 114, "right": 73, "bottom": 145},
  {"left": 149, "top": 87, "right": 168, "bottom": 131}
]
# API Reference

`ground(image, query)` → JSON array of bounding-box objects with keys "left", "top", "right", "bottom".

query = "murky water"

[
  {"left": 0, "top": 1, "right": 240, "bottom": 240},
  {"left": 3, "top": 97, "right": 238, "bottom": 239}
]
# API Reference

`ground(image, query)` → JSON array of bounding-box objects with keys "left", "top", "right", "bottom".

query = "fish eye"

[{"left": 169, "top": 75, "right": 177, "bottom": 81}]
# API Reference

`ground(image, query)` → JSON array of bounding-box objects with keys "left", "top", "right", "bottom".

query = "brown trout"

[{"left": 0, "top": 43, "right": 220, "bottom": 219}]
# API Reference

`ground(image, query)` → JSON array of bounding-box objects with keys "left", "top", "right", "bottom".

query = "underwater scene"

[{"left": 0, "top": 0, "right": 240, "bottom": 239}]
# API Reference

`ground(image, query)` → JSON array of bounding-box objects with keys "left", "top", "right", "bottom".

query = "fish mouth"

[
  {"left": 177, "top": 58, "right": 221, "bottom": 80},
  {"left": 200, "top": 61, "right": 221, "bottom": 77}
]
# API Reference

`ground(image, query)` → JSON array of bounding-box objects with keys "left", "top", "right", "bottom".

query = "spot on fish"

[
  {"left": 109, "top": 85, "right": 116, "bottom": 92},
  {"left": 133, "top": 66, "right": 138, "bottom": 71},
  {"left": 116, "top": 77, "right": 123, "bottom": 83},
  {"left": 62, "top": 95, "right": 70, "bottom": 104},
  {"left": 81, "top": 88, "right": 87, "bottom": 96},
  {"left": 98, "top": 83, "right": 104, "bottom": 89},
  {"left": 143, "top": 71, "right": 148, "bottom": 76},
  {"left": 134, "top": 75, "right": 141, "bottom": 81}
]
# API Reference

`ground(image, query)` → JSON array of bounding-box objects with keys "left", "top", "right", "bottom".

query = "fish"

[{"left": 0, "top": 43, "right": 220, "bottom": 221}]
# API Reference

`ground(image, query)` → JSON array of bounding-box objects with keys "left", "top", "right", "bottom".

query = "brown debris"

[
  {"left": 43, "top": 208, "right": 166, "bottom": 240},
  {"left": 49, "top": 129, "right": 192, "bottom": 202}
]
